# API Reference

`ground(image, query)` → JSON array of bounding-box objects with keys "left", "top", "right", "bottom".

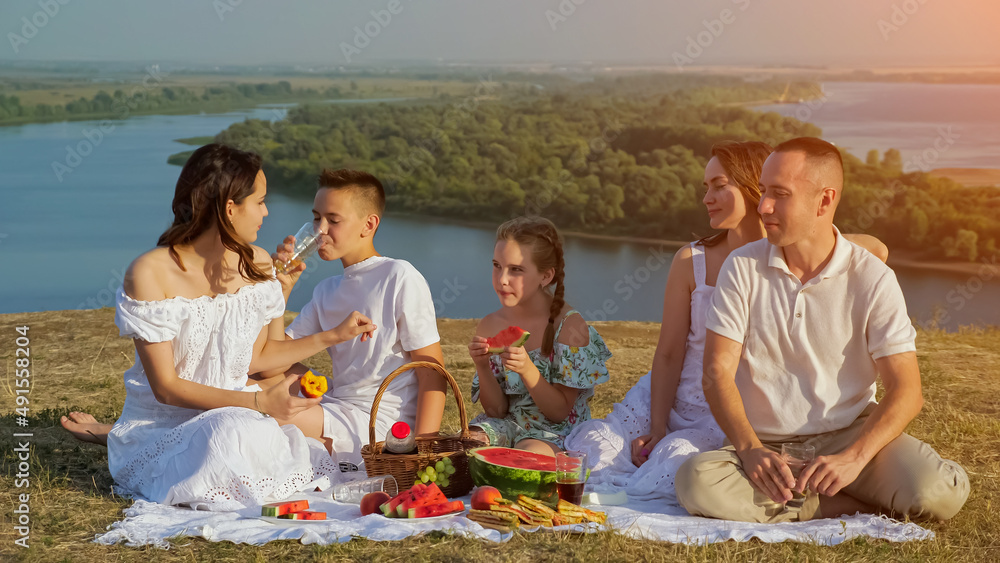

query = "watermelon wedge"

[
  {"left": 485, "top": 326, "right": 530, "bottom": 354},
  {"left": 408, "top": 500, "right": 465, "bottom": 519},
  {"left": 381, "top": 486, "right": 418, "bottom": 517},
  {"left": 397, "top": 483, "right": 448, "bottom": 517},
  {"left": 261, "top": 499, "right": 310, "bottom": 517},
  {"left": 277, "top": 510, "right": 326, "bottom": 520}
]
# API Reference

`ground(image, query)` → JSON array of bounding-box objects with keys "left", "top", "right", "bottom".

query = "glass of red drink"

[{"left": 555, "top": 450, "right": 588, "bottom": 506}]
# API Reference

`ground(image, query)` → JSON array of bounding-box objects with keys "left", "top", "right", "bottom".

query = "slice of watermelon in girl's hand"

[{"left": 485, "top": 326, "right": 530, "bottom": 355}]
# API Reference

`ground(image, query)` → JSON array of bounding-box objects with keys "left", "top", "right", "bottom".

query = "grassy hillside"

[{"left": 1, "top": 309, "right": 997, "bottom": 562}]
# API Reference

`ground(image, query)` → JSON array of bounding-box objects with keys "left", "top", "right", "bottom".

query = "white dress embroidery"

[
  {"left": 564, "top": 242, "right": 725, "bottom": 503},
  {"left": 107, "top": 280, "right": 339, "bottom": 511}
]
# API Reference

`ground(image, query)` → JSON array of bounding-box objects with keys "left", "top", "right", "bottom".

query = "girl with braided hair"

[{"left": 467, "top": 216, "right": 612, "bottom": 455}]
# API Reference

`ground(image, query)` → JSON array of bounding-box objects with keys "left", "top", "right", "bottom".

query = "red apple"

[
  {"left": 471, "top": 486, "right": 503, "bottom": 510},
  {"left": 361, "top": 491, "right": 391, "bottom": 516}
]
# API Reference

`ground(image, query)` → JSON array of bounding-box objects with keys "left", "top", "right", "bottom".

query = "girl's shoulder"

[
  {"left": 555, "top": 307, "right": 591, "bottom": 348},
  {"left": 549, "top": 309, "right": 612, "bottom": 386}
]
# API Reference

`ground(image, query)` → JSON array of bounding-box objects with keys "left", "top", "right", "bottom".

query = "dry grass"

[{"left": 1, "top": 309, "right": 998, "bottom": 562}]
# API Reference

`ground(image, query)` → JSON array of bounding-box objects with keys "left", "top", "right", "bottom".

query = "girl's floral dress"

[{"left": 471, "top": 311, "right": 612, "bottom": 449}]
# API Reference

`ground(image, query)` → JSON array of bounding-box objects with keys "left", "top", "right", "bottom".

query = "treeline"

[
  {"left": 827, "top": 69, "right": 1000, "bottom": 85},
  {"left": 839, "top": 151, "right": 1000, "bottom": 263},
  {"left": 206, "top": 76, "right": 997, "bottom": 262},
  {"left": 0, "top": 81, "right": 346, "bottom": 125}
]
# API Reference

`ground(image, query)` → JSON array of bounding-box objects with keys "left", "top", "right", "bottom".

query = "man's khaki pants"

[{"left": 675, "top": 409, "right": 970, "bottom": 523}]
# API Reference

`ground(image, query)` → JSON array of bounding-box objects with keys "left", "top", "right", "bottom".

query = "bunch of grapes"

[{"left": 415, "top": 457, "right": 457, "bottom": 488}]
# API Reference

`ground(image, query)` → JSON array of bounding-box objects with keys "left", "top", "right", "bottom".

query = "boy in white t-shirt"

[{"left": 263, "top": 169, "right": 446, "bottom": 467}]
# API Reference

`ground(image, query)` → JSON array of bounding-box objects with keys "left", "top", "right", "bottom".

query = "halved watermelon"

[
  {"left": 486, "top": 326, "right": 530, "bottom": 354},
  {"left": 468, "top": 447, "right": 558, "bottom": 503},
  {"left": 408, "top": 499, "right": 465, "bottom": 518}
]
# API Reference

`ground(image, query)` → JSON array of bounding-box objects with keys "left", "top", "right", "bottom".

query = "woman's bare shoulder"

[
  {"left": 671, "top": 243, "right": 696, "bottom": 269},
  {"left": 124, "top": 247, "right": 173, "bottom": 301},
  {"left": 665, "top": 243, "right": 697, "bottom": 289},
  {"left": 844, "top": 233, "right": 889, "bottom": 263},
  {"left": 250, "top": 244, "right": 274, "bottom": 271}
]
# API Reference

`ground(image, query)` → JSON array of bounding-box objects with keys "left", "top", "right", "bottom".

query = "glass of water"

[
  {"left": 332, "top": 474, "right": 398, "bottom": 504},
  {"left": 781, "top": 442, "right": 816, "bottom": 510},
  {"left": 275, "top": 221, "right": 324, "bottom": 275}
]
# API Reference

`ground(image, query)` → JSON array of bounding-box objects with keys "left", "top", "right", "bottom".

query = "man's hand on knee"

[
  {"left": 740, "top": 446, "right": 795, "bottom": 504},
  {"left": 799, "top": 451, "right": 866, "bottom": 498}
]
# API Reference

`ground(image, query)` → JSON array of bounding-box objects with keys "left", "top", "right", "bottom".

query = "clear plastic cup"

[
  {"left": 275, "top": 221, "right": 324, "bottom": 275},
  {"left": 332, "top": 475, "right": 398, "bottom": 504}
]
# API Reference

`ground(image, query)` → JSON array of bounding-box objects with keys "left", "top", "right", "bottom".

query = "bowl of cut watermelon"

[{"left": 379, "top": 482, "right": 466, "bottom": 520}]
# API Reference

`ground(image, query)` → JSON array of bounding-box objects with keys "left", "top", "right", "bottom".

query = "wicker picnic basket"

[{"left": 360, "top": 361, "right": 487, "bottom": 497}]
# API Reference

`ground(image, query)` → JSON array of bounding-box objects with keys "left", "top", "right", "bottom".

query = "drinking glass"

[
  {"left": 555, "top": 450, "right": 588, "bottom": 506},
  {"left": 275, "top": 222, "right": 324, "bottom": 275},
  {"left": 332, "top": 474, "right": 398, "bottom": 504},
  {"left": 781, "top": 442, "right": 816, "bottom": 510}
]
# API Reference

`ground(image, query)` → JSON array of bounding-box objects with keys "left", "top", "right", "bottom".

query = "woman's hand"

[
  {"left": 324, "top": 311, "right": 376, "bottom": 345},
  {"left": 257, "top": 372, "right": 323, "bottom": 422},
  {"left": 272, "top": 235, "right": 305, "bottom": 297},
  {"left": 631, "top": 432, "right": 666, "bottom": 467},
  {"left": 468, "top": 335, "right": 492, "bottom": 366}
]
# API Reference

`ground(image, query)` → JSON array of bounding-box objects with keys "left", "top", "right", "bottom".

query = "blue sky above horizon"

[{"left": 2, "top": 0, "right": 998, "bottom": 67}]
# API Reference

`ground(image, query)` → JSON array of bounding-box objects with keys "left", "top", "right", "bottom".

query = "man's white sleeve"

[{"left": 867, "top": 270, "right": 917, "bottom": 359}]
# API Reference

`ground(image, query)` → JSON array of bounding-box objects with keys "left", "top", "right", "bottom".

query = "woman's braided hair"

[{"left": 496, "top": 216, "right": 565, "bottom": 357}]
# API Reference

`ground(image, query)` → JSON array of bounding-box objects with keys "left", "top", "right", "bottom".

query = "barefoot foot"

[{"left": 60, "top": 411, "right": 111, "bottom": 447}]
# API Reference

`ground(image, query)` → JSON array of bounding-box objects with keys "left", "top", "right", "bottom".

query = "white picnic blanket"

[{"left": 94, "top": 491, "right": 933, "bottom": 548}]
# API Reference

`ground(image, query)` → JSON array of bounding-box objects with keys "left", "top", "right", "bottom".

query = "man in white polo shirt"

[{"left": 675, "top": 137, "right": 969, "bottom": 523}]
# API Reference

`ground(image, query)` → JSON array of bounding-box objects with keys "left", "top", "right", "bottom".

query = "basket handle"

[{"left": 367, "top": 360, "right": 471, "bottom": 449}]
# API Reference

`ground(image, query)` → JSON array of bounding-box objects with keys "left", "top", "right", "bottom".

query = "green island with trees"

[
  {"left": 5, "top": 69, "right": 993, "bottom": 264},
  {"left": 188, "top": 75, "right": 997, "bottom": 264},
  {"left": 0, "top": 81, "right": 350, "bottom": 126},
  {"left": 0, "top": 74, "right": 488, "bottom": 127}
]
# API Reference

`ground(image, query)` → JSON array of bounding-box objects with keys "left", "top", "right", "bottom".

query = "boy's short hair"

[{"left": 317, "top": 168, "right": 386, "bottom": 218}]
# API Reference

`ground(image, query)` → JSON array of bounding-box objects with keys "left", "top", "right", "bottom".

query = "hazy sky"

[{"left": 2, "top": 0, "right": 998, "bottom": 67}]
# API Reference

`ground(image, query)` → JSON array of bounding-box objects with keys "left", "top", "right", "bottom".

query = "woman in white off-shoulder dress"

[
  {"left": 564, "top": 141, "right": 889, "bottom": 504},
  {"left": 105, "top": 144, "right": 376, "bottom": 511}
]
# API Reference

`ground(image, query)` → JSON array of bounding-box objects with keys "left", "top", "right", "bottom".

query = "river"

[
  {"left": 1, "top": 89, "right": 998, "bottom": 329},
  {"left": 755, "top": 81, "right": 1000, "bottom": 170}
]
